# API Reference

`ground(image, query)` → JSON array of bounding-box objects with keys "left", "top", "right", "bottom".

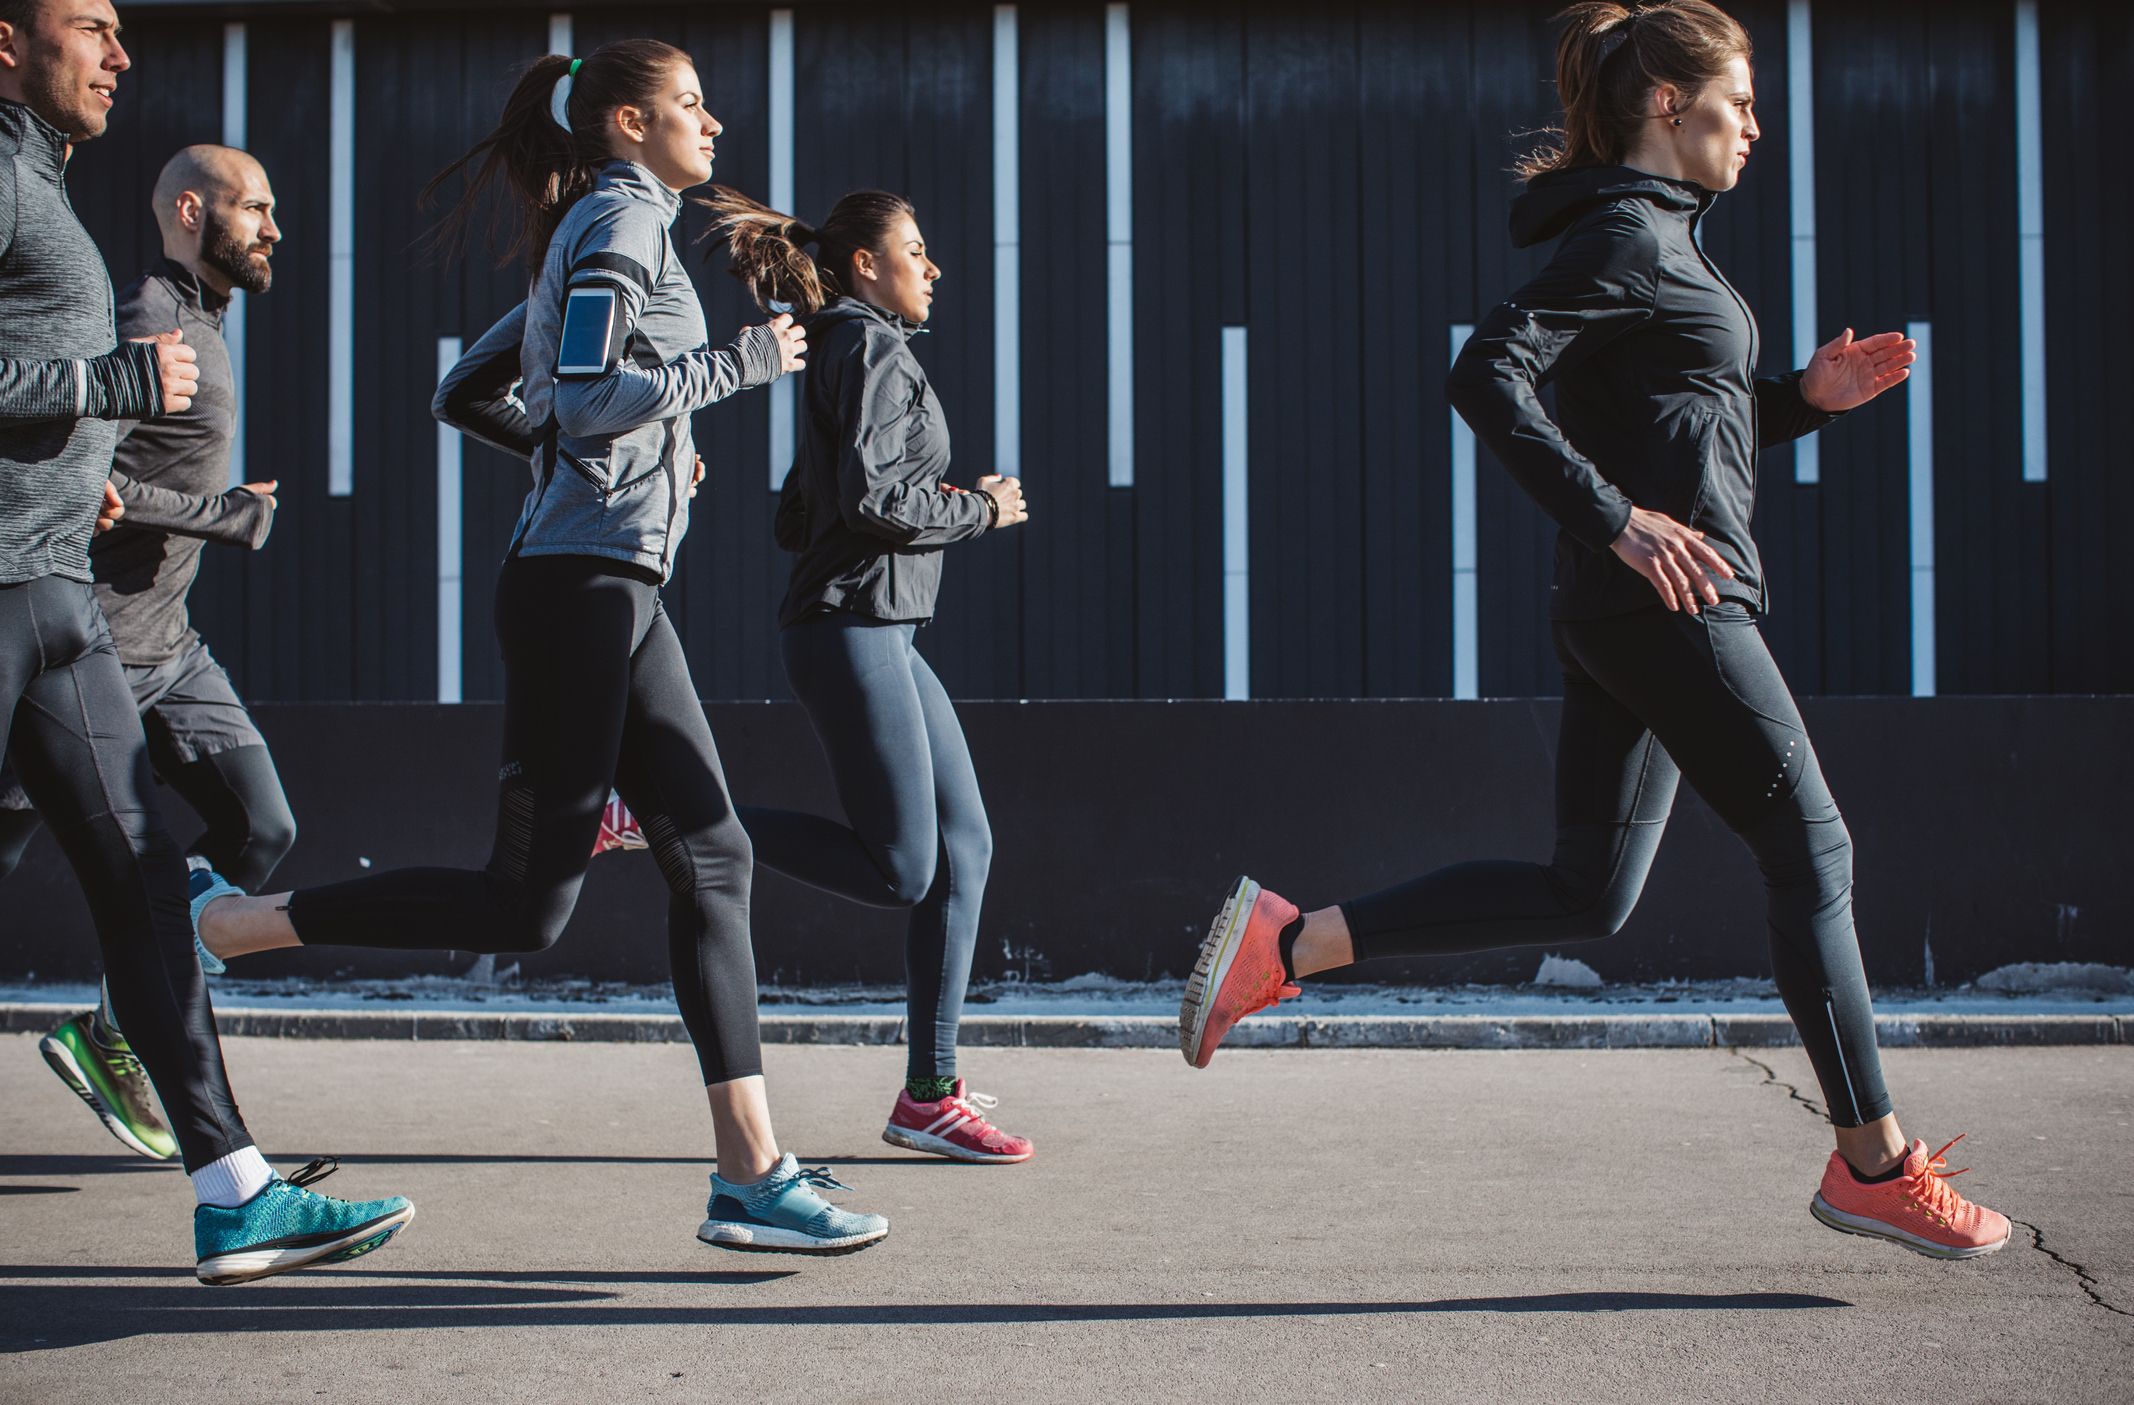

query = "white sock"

[{"left": 191, "top": 1146, "right": 274, "bottom": 1208}]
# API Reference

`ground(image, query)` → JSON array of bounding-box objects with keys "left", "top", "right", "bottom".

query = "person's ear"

[{"left": 175, "top": 190, "right": 204, "bottom": 234}]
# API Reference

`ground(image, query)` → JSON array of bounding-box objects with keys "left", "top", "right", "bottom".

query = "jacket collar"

[
  {"left": 152, "top": 255, "right": 230, "bottom": 318},
  {"left": 0, "top": 97, "right": 71, "bottom": 181},
  {"left": 819, "top": 294, "right": 927, "bottom": 342},
  {"left": 1509, "top": 163, "right": 1713, "bottom": 248},
  {"left": 593, "top": 159, "right": 684, "bottom": 224}
]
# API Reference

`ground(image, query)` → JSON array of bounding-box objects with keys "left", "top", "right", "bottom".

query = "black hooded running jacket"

[
  {"left": 774, "top": 296, "right": 990, "bottom": 628},
  {"left": 1447, "top": 165, "right": 1836, "bottom": 620}
]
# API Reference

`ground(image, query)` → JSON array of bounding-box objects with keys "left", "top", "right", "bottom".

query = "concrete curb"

[{"left": 1, "top": 1003, "right": 2125, "bottom": 1048}]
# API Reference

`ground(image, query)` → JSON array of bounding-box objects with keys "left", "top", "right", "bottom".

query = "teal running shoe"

[
  {"left": 698, "top": 1153, "right": 889, "bottom": 1256},
  {"left": 195, "top": 1158, "right": 416, "bottom": 1285},
  {"left": 38, "top": 1010, "right": 179, "bottom": 1160},
  {"left": 186, "top": 866, "right": 240, "bottom": 975}
]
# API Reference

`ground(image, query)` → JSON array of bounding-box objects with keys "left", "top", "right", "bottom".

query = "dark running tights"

[
  {"left": 0, "top": 577, "right": 251, "bottom": 1170},
  {"left": 739, "top": 613, "right": 993, "bottom": 1081},
  {"left": 285, "top": 556, "right": 762, "bottom": 1084},
  {"left": 0, "top": 744, "right": 296, "bottom": 892},
  {"left": 1341, "top": 603, "right": 1891, "bottom": 1128}
]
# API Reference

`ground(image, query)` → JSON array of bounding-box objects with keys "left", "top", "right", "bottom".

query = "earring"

[{"left": 1671, "top": 117, "right": 1683, "bottom": 126}]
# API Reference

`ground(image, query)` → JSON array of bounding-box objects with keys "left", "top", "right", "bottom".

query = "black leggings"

[
  {"left": 1342, "top": 602, "right": 1891, "bottom": 1128},
  {"left": 0, "top": 745, "right": 295, "bottom": 892},
  {"left": 285, "top": 555, "right": 762, "bottom": 1084},
  {"left": 739, "top": 613, "right": 993, "bottom": 1080},
  {"left": 0, "top": 576, "right": 251, "bottom": 1170}
]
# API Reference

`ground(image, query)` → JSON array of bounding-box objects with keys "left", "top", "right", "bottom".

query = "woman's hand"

[
  {"left": 1610, "top": 507, "right": 1734, "bottom": 613},
  {"left": 766, "top": 313, "right": 808, "bottom": 374},
  {"left": 687, "top": 455, "right": 706, "bottom": 499},
  {"left": 1801, "top": 328, "right": 1916, "bottom": 413},
  {"left": 978, "top": 474, "right": 1028, "bottom": 526}
]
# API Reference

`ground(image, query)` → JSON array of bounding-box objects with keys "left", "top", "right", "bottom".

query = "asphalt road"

[{"left": 1, "top": 1036, "right": 2128, "bottom": 1403}]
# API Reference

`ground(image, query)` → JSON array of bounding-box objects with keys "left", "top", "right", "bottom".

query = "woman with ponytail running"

[
  {"left": 1179, "top": 0, "right": 2010, "bottom": 1261},
  {"left": 188, "top": 41, "right": 889, "bottom": 1256},
  {"left": 701, "top": 188, "right": 1036, "bottom": 1164}
]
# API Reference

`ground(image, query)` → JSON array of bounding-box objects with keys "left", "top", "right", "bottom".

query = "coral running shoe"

[
  {"left": 1179, "top": 876, "right": 1302, "bottom": 1068},
  {"left": 40, "top": 1010, "right": 178, "bottom": 1160},
  {"left": 882, "top": 1079, "right": 1033, "bottom": 1163},
  {"left": 1810, "top": 1135, "right": 2012, "bottom": 1260}
]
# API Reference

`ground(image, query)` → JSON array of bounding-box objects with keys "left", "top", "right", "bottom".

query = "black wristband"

[{"left": 982, "top": 487, "right": 1000, "bottom": 527}]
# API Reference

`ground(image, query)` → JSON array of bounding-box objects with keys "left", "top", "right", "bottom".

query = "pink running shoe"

[
  {"left": 882, "top": 1080, "right": 1034, "bottom": 1164},
  {"left": 592, "top": 791, "right": 647, "bottom": 857},
  {"left": 1179, "top": 876, "right": 1301, "bottom": 1069},
  {"left": 1809, "top": 1134, "right": 2012, "bottom": 1260}
]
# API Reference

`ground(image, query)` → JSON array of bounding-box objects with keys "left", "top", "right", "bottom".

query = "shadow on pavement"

[
  {"left": 0, "top": 1185, "right": 77, "bottom": 1195},
  {"left": 0, "top": 1152, "right": 919, "bottom": 1177},
  {"left": 0, "top": 1283, "right": 1851, "bottom": 1351}
]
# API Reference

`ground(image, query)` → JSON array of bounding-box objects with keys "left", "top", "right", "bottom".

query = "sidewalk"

[{"left": 1, "top": 1036, "right": 2128, "bottom": 1401}]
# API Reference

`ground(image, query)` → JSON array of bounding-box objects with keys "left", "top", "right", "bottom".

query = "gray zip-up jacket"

[
  {"left": 0, "top": 99, "right": 167, "bottom": 585},
  {"left": 436, "top": 161, "right": 782, "bottom": 580},
  {"left": 94, "top": 258, "right": 275, "bottom": 665}
]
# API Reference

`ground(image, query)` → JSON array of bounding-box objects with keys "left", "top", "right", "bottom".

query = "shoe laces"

[
  {"left": 1907, "top": 1135, "right": 1975, "bottom": 1221},
  {"left": 792, "top": 1165, "right": 855, "bottom": 1194},
  {"left": 943, "top": 1088, "right": 1003, "bottom": 1134},
  {"left": 286, "top": 1156, "right": 339, "bottom": 1190}
]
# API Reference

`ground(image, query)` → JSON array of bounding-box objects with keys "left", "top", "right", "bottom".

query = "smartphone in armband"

[{"left": 556, "top": 287, "right": 620, "bottom": 378}]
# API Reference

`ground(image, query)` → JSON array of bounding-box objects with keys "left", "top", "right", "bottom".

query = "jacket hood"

[
  {"left": 810, "top": 295, "right": 925, "bottom": 342},
  {"left": 1509, "top": 164, "right": 1707, "bottom": 248}
]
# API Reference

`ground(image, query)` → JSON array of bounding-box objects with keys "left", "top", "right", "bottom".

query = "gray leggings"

[
  {"left": 739, "top": 612, "right": 993, "bottom": 1081},
  {"left": 1344, "top": 602, "right": 1890, "bottom": 1128}
]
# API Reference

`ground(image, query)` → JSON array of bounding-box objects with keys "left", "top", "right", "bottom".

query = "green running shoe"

[
  {"left": 698, "top": 1153, "right": 889, "bottom": 1256},
  {"left": 195, "top": 1158, "right": 416, "bottom": 1286},
  {"left": 39, "top": 1010, "right": 178, "bottom": 1161}
]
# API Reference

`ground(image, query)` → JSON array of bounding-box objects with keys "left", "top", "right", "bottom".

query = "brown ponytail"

[
  {"left": 424, "top": 39, "right": 691, "bottom": 273},
  {"left": 1519, "top": 0, "right": 1752, "bottom": 181},
  {"left": 699, "top": 187, "right": 919, "bottom": 317}
]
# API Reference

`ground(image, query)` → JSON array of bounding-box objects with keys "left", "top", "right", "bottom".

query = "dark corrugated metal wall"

[{"left": 61, "top": 1, "right": 2131, "bottom": 702}]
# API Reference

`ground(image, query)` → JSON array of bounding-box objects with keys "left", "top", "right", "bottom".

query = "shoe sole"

[
  {"left": 38, "top": 1034, "right": 175, "bottom": 1162},
  {"left": 697, "top": 1221, "right": 889, "bottom": 1256},
  {"left": 197, "top": 1204, "right": 417, "bottom": 1285},
  {"left": 1179, "top": 875, "right": 1260, "bottom": 1068},
  {"left": 1808, "top": 1193, "right": 2009, "bottom": 1260},
  {"left": 881, "top": 1124, "right": 1033, "bottom": 1164}
]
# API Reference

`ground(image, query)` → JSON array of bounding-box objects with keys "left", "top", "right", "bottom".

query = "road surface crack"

[
  {"left": 1731, "top": 1048, "right": 1828, "bottom": 1121},
  {"left": 2013, "top": 1219, "right": 2132, "bottom": 1317}
]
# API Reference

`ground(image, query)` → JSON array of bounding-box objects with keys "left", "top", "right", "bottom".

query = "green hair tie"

[{"left": 569, "top": 58, "right": 582, "bottom": 76}]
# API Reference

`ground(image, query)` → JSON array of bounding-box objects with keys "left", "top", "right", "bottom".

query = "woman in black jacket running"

[
  {"left": 1179, "top": 0, "right": 2009, "bottom": 1261},
  {"left": 703, "top": 187, "right": 1037, "bottom": 1164}
]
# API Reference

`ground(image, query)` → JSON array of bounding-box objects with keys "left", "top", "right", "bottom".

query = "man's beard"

[{"left": 201, "top": 210, "right": 272, "bottom": 295}]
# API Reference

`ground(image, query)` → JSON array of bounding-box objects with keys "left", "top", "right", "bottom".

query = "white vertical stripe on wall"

[
  {"left": 1221, "top": 327, "right": 1249, "bottom": 701},
  {"left": 993, "top": 5, "right": 1021, "bottom": 476},
  {"left": 1105, "top": 3, "right": 1133, "bottom": 488},
  {"left": 435, "top": 337, "right": 463, "bottom": 704},
  {"left": 547, "top": 12, "right": 571, "bottom": 57},
  {"left": 2015, "top": 0, "right": 2048, "bottom": 482},
  {"left": 327, "top": 20, "right": 354, "bottom": 497},
  {"left": 221, "top": 23, "right": 247, "bottom": 489},
  {"left": 1787, "top": 0, "right": 1819, "bottom": 484},
  {"left": 767, "top": 9, "right": 797, "bottom": 490},
  {"left": 1907, "top": 321, "right": 1935, "bottom": 698},
  {"left": 1449, "top": 324, "right": 1478, "bottom": 701}
]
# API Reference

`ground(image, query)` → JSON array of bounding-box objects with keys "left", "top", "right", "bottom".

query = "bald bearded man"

[{"left": 9, "top": 144, "right": 294, "bottom": 1163}]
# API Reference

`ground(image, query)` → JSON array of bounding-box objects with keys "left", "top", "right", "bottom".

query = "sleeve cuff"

[{"left": 730, "top": 323, "right": 786, "bottom": 388}]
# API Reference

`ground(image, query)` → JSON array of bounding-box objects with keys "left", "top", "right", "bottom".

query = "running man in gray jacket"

[
  {"left": 0, "top": 0, "right": 413, "bottom": 1284},
  {"left": 7, "top": 143, "right": 293, "bottom": 1166}
]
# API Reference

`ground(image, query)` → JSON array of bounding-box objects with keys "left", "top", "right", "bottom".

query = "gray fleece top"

[
  {"left": 438, "top": 161, "right": 783, "bottom": 581},
  {"left": 0, "top": 99, "right": 166, "bottom": 585}
]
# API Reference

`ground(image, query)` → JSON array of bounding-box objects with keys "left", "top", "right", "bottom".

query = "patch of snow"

[
  {"left": 1973, "top": 962, "right": 2134, "bottom": 995},
  {"left": 1533, "top": 954, "right": 1603, "bottom": 990}
]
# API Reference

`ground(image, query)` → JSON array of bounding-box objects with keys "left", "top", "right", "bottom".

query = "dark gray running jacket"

[
  {"left": 774, "top": 297, "right": 990, "bottom": 628},
  {"left": 1447, "top": 165, "right": 1837, "bottom": 620}
]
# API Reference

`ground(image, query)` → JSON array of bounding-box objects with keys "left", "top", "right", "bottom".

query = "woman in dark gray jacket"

[
  {"left": 1179, "top": 0, "right": 2010, "bottom": 1260},
  {"left": 706, "top": 187, "right": 1036, "bottom": 1165}
]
